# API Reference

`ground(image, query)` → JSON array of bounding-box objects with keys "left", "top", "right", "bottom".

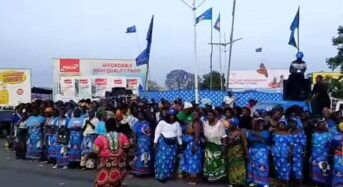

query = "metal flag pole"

[
  {"left": 226, "top": 0, "right": 237, "bottom": 90},
  {"left": 297, "top": 6, "right": 300, "bottom": 52},
  {"left": 181, "top": 0, "right": 207, "bottom": 104},
  {"left": 210, "top": 17, "right": 214, "bottom": 90},
  {"left": 219, "top": 28, "right": 223, "bottom": 91}
]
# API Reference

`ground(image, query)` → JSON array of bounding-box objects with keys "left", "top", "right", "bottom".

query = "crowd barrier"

[{"left": 140, "top": 90, "right": 283, "bottom": 107}]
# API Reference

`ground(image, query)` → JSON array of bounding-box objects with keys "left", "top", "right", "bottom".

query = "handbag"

[{"left": 57, "top": 128, "right": 70, "bottom": 145}]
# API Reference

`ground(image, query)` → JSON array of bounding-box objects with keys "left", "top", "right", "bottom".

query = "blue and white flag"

[
  {"left": 136, "top": 16, "right": 154, "bottom": 66},
  {"left": 288, "top": 7, "right": 299, "bottom": 48},
  {"left": 126, "top": 25, "right": 136, "bottom": 33},
  {"left": 290, "top": 7, "right": 300, "bottom": 32},
  {"left": 214, "top": 13, "right": 220, "bottom": 31},
  {"left": 196, "top": 8, "right": 212, "bottom": 24}
]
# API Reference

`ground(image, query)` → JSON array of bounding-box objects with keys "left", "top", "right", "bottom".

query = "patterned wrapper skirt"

[
  {"left": 26, "top": 127, "right": 43, "bottom": 160},
  {"left": 203, "top": 142, "right": 226, "bottom": 182},
  {"left": 332, "top": 155, "right": 343, "bottom": 187},
  {"left": 131, "top": 136, "right": 153, "bottom": 175},
  {"left": 227, "top": 144, "right": 246, "bottom": 185},
  {"left": 154, "top": 137, "right": 178, "bottom": 181},
  {"left": 247, "top": 147, "right": 270, "bottom": 186},
  {"left": 181, "top": 135, "right": 204, "bottom": 176},
  {"left": 80, "top": 134, "right": 97, "bottom": 168},
  {"left": 68, "top": 130, "right": 82, "bottom": 162}
]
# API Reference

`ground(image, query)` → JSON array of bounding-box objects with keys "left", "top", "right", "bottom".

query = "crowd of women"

[{"left": 8, "top": 97, "right": 343, "bottom": 187}]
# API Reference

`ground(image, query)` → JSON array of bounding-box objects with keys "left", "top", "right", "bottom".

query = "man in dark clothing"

[{"left": 312, "top": 75, "right": 331, "bottom": 115}]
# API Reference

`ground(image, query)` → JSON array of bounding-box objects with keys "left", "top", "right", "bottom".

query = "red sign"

[
  {"left": 64, "top": 79, "right": 72, "bottom": 84},
  {"left": 114, "top": 79, "right": 123, "bottom": 84},
  {"left": 79, "top": 79, "right": 88, "bottom": 84},
  {"left": 95, "top": 79, "right": 107, "bottom": 85},
  {"left": 16, "top": 89, "right": 24, "bottom": 95},
  {"left": 60, "top": 59, "right": 80, "bottom": 73},
  {"left": 128, "top": 79, "right": 138, "bottom": 85}
]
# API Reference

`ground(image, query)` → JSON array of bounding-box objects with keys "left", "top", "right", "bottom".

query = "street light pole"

[
  {"left": 181, "top": 0, "right": 207, "bottom": 104},
  {"left": 226, "top": 0, "right": 237, "bottom": 90}
]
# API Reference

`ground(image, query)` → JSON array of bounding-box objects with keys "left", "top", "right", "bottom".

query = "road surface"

[{"left": 0, "top": 140, "right": 221, "bottom": 187}]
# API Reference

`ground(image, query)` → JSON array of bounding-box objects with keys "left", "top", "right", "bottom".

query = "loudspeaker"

[{"left": 283, "top": 78, "right": 311, "bottom": 101}]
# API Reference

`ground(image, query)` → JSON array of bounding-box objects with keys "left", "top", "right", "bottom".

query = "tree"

[
  {"left": 327, "top": 26, "right": 343, "bottom": 72},
  {"left": 165, "top": 70, "right": 195, "bottom": 90},
  {"left": 201, "top": 71, "right": 226, "bottom": 90},
  {"left": 147, "top": 80, "right": 163, "bottom": 91}
]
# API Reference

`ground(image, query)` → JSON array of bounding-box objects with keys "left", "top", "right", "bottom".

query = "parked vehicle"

[{"left": 0, "top": 106, "right": 14, "bottom": 137}]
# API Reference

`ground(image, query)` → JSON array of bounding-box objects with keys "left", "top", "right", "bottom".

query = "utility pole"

[{"left": 226, "top": 0, "right": 237, "bottom": 90}]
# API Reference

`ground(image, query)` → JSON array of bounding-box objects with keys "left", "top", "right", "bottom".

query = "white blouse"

[
  {"left": 154, "top": 120, "right": 182, "bottom": 145},
  {"left": 203, "top": 120, "right": 226, "bottom": 145}
]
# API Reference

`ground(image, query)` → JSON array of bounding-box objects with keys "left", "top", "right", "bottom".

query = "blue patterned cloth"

[
  {"left": 311, "top": 132, "right": 332, "bottom": 185},
  {"left": 181, "top": 135, "right": 204, "bottom": 176},
  {"left": 141, "top": 90, "right": 282, "bottom": 107},
  {"left": 26, "top": 116, "right": 45, "bottom": 160},
  {"left": 327, "top": 119, "right": 338, "bottom": 135},
  {"left": 271, "top": 134, "right": 293, "bottom": 181},
  {"left": 132, "top": 121, "right": 153, "bottom": 175},
  {"left": 81, "top": 134, "right": 97, "bottom": 158},
  {"left": 154, "top": 137, "right": 178, "bottom": 181},
  {"left": 55, "top": 117, "right": 70, "bottom": 167},
  {"left": 67, "top": 117, "right": 83, "bottom": 162},
  {"left": 247, "top": 130, "right": 270, "bottom": 186},
  {"left": 331, "top": 132, "right": 343, "bottom": 186},
  {"left": 95, "top": 121, "right": 107, "bottom": 135},
  {"left": 292, "top": 132, "right": 307, "bottom": 180}
]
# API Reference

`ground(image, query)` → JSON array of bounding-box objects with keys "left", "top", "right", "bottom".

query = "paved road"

[{"left": 0, "top": 140, "right": 222, "bottom": 187}]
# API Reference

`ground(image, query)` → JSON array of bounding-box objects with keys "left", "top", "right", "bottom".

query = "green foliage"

[
  {"left": 148, "top": 80, "right": 162, "bottom": 91},
  {"left": 326, "top": 26, "right": 343, "bottom": 72},
  {"left": 201, "top": 71, "right": 226, "bottom": 90},
  {"left": 329, "top": 75, "right": 343, "bottom": 98}
]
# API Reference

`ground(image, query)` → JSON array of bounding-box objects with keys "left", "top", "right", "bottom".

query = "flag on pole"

[
  {"left": 255, "top": 48, "right": 262, "bottom": 52},
  {"left": 288, "top": 7, "right": 300, "bottom": 48},
  {"left": 126, "top": 25, "right": 136, "bottom": 33},
  {"left": 214, "top": 13, "right": 220, "bottom": 31},
  {"left": 196, "top": 8, "right": 212, "bottom": 24},
  {"left": 136, "top": 16, "right": 154, "bottom": 66}
]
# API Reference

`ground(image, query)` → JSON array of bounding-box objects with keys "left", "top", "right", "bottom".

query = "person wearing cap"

[
  {"left": 154, "top": 109, "right": 182, "bottom": 183},
  {"left": 176, "top": 102, "right": 193, "bottom": 125},
  {"left": 331, "top": 122, "right": 343, "bottom": 187},
  {"left": 288, "top": 118, "right": 307, "bottom": 186},
  {"left": 310, "top": 120, "right": 332, "bottom": 186},
  {"left": 203, "top": 109, "right": 226, "bottom": 182},
  {"left": 223, "top": 91, "right": 236, "bottom": 108},
  {"left": 223, "top": 112, "right": 248, "bottom": 187},
  {"left": 271, "top": 120, "right": 294, "bottom": 186},
  {"left": 246, "top": 118, "right": 271, "bottom": 187}
]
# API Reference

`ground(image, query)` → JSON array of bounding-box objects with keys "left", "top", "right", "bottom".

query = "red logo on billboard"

[
  {"left": 64, "top": 79, "right": 72, "bottom": 84},
  {"left": 79, "top": 79, "right": 88, "bottom": 84},
  {"left": 95, "top": 79, "right": 107, "bottom": 85},
  {"left": 128, "top": 79, "right": 138, "bottom": 85},
  {"left": 16, "top": 89, "right": 24, "bottom": 95},
  {"left": 60, "top": 59, "right": 80, "bottom": 73},
  {"left": 114, "top": 79, "right": 123, "bottom": 84}
]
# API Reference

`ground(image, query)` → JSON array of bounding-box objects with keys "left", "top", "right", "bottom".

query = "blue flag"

[
  {"left": 214, "top": 13, "right": 220, "bottom": 31},
  {"left": 136, "top": 16, "right": 154, "bottom": 66},
  {"left": 288, "top": 31, "right": 297, "bottom": 48},
  {"left": 126, "top": 25, "right": 136, "bottom": 33},
  {"left": 289, "top": 7, "right": 299, "bottom": 48},
  {"left": 290, "top": 8, "right": 300, "bottom": 32},
  {"left": 196, "top": 8, "right": 212, "bottom": 24}
]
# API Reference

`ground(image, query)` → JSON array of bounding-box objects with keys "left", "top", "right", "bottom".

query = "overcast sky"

[{"left": 0, "top": 0, "right": 342, "bottom": 87}]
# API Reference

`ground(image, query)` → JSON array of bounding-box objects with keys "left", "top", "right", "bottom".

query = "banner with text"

[
  {"left": 53, "top": 59, "right": 147, "bottom": 101},
  {"left": 0, "top": 69, "right": 31, "bottom": 106},
  {"left": 229, "top": 70, "right": 289, "bottom": 90}
]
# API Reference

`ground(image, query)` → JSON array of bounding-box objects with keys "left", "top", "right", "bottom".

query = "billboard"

[
  {"left": 228, "top": 69, "right": 289, "bottom": 90},
  {"left": 312, "top": 72, "right": 342, "bottom": 83},
  {"left": 53, "top": 59, "right": 147, "bottom": 101},
  {"left": 0, "top": 69, "right": 31, "bottom": 106}
]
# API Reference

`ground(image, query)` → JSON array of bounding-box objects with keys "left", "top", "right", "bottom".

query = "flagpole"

[
  {"left": 297, "top": 7, "right": 300, "bottom": 52},
  {"left": 193, "top": 0, "right": 199, "bottom": 104},
  {"left": 226, "top": 0, "right": 236, "bottom": 90},
  {"left": 210, "top": 17, "right": 214, "bottom": 90},
  {"left": 219, "top": 29, "right": 223, "bottom": 91}
]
